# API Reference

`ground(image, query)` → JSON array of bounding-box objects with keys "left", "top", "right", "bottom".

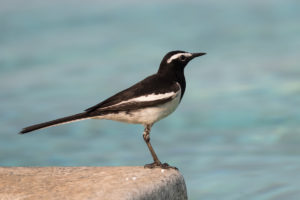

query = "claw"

[
  {"left": 144, "top": 162, "right": 178, "bottom": 170},
  {"left": 144, "top": 162, "right": 157, "bottom": 169}
]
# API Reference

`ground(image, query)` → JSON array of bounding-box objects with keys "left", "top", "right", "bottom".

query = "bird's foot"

[{"left": 144, "top": 162, "right": 178, "bottom": 170}]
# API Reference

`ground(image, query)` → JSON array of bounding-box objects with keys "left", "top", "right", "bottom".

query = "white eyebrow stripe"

[{"left": 167, "top": 53, "right": 192, "bottom": 63}]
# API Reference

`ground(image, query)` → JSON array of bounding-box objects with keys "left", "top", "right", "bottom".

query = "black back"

[{"left": 86, "top": 51, "right": 190, "bottom": 113}]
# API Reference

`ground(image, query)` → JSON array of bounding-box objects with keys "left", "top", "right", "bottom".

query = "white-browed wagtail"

[{"left": 20, "top": 50, "right": 206, "bottom": 169}]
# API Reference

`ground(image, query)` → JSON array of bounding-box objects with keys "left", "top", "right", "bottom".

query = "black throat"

[{"left": 157, "top": 63, "right": 186, "bottom": 99}]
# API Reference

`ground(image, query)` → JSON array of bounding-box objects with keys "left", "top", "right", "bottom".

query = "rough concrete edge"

[
  {"left": 135, "top": 171, "right": 188, "bottom": 200},
  {"left": 0, "top": 166, "right": 188, "bottom": 200}
]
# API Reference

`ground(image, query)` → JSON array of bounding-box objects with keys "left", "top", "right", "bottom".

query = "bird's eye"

[{"left": 179, "top": 55, "right": 186, "bottom": 61}]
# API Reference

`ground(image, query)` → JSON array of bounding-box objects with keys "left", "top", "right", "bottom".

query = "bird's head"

[{"left": 158, "top": 50, "right": 206, "bottom": 74}]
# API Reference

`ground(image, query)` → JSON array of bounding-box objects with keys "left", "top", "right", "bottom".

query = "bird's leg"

[
  {"left": 143, "top": 124, "right": 161, "bottom": 165},
  {"left": 143, "top": 124, "right": 178, "bottom": 170}
]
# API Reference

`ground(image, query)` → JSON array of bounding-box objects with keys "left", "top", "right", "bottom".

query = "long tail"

[{"left": 20, "top": 112, "right": 93, "bottom": 134}]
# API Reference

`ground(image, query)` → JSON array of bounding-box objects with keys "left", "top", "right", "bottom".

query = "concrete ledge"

[{"left": 0, "top": 167, "right": 187, "bottom": 200}]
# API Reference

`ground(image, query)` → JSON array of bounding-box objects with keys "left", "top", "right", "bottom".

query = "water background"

[{"left": 1, "top": 0, "right": 300, "bottom": 199}]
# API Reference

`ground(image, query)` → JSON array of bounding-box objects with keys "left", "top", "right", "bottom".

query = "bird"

[{"left": 20, "top": 50, "right": 206, "bottom": 169}]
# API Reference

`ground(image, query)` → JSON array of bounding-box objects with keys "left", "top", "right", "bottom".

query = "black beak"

[{"left": 191, "top": 52, "right": 206, "bottom": 59}]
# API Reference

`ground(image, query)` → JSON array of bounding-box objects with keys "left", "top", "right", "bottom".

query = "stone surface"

[{"left": 0, "top": 166, "right": 187, "bottom": 200}]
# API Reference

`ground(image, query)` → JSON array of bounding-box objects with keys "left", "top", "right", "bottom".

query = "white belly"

[{"left": 93, "top": 91, "right": 181, "bottom": 125}]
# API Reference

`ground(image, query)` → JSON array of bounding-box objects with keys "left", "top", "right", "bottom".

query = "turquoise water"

[{"left": 1, "top": 0, "right": 300, "bottom": 199}]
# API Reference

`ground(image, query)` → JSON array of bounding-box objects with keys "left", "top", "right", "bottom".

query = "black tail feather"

[{"left": 20, "top": 112, "right": 91, "bottom": 134}]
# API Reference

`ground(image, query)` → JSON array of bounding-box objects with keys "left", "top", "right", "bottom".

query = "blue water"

[{"left": 1, "top": 0, "right": 300, "bottom": 199}]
